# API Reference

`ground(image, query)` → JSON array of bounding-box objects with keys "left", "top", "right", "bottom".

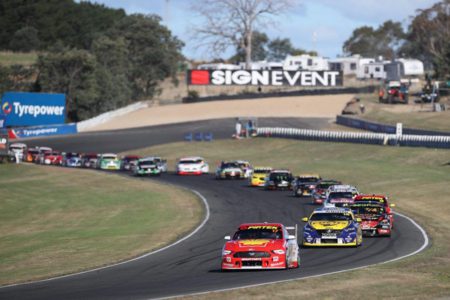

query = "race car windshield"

[
  {"left": 329, "top": 192, "right": 354, "bottom": 199},
  {"left": 298, "top": 178, "right": 318, "bottom": 183},
  {"left": 103, "top": 156, "right": 116, "bottom": 160},
  {"left": 180, "top": 160, "right": 202, "bottom": 164},
  {"left": 139, "top": 161, "right": 155, "bottom": 166},
  {"left": 254, "top": 169, "right": 271, "bottom": 174},
  {"left": 233, "top": 229, "right": 282, "bottom": 240},
  {"left": 310, "top": 213, "right": 352, "bottom": 221},
  {"left": 351, "top": 206, "right": 383, "bottom": 216},
  {"left": 222, "top": 163, "right": 240, "bottom": 168},
  {"left": 270, "top": 173, "right": 290, "bottom": 181},
  {"left": 317, "top": 183, "right": 337, "bottom": 189}
]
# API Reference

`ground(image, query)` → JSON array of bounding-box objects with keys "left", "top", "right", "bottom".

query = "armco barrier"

[
  {"left": 8, "top": 123, "right": 77, "bottom": 139},
  {"left": 256, "top": 127, "right": 450, "bottom": 149},
  {"left": 336, "top": 115, "right": 450, "bottom": 136}
]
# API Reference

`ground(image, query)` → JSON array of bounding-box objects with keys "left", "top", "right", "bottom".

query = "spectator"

[{"left": 235, "top": 119, "right": 242, "bottom": 139}]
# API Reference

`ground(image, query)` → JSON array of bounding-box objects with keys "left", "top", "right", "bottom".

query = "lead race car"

[
  {"left": 176, "top": 157, "right": 209, "bottom": 175},
  {"left": 221, "top": 223, "right": 300, "bottom": 270},
  {"left": 302, "top": 207, "right": 363, "bottom": 247}
]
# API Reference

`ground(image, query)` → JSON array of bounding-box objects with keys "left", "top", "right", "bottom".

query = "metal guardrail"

[{"left": 256, "top": 127, "right": 450, "bottom": 149}]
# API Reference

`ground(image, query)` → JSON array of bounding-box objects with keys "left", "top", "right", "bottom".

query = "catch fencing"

[{"left": 256, "top": 127, "right": 450, "bottom": 149}]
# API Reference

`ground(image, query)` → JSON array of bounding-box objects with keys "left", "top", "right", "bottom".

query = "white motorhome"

[
  {"left": 283, "top": 54, "right": 329, "bottom": 71},
  {"left": 238, "top": 61, "right": 283, "bottom": 70},
  {"left": 328, "top": 55, "right": 374, "bottom": 76},
  {"left": 197, "top": 63, "right": 240, "bottom": 70},
  {"left": 357, "top": 61, "right": 386, "bottom": 79}
]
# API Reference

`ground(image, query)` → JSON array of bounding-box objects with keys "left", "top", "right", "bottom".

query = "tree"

[
  {"left": 230, "top": 31, "right": 269, "bottom": 63},
  {"left": 108, "top": 14, "right": 184, "bottom": 99},
  {"left": 36, "top": 48, "right": 99, "bottom": 121},
  {"left": 401, "top": 0, "right": 449, "bottom": 78},
  {"left": 343, "top": 21, "right": 406, "bottom": 59},
  {"left": 191, "top": 0, "right": 297, "bottom": 68},
  {"left": 9, "top": 26, "right": 40, "bottom": 52}
]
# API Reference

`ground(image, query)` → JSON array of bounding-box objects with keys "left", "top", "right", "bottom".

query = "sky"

[{"left": 87, "top": 0, "right": 441, "bottom": 61}]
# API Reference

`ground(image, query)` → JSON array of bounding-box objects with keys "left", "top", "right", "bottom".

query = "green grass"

[
  {"left": 0, "top": 51, "right": 38, "bottom": 66},
  {"left": 0, "top": 164, "right": 202, "bottom": 285},
  {"left": 123, "top": 138, "right": 450, "bottom": 299},
  {"left": 356, "top": 94, "right": 450, "bottom": 132}
]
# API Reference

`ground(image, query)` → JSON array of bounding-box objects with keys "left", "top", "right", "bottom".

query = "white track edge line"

[
  {"left": 0, "top": 188, "right": 210, "bottom": 289},
  {"left": 153, "top": 211, "right": 429, "bottom": 300}
]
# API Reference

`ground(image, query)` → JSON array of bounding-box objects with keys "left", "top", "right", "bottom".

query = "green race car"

[{"left": 133, "top": 159, "right": 161, "bottom": 176}]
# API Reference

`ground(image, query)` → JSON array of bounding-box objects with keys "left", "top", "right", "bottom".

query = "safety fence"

[
  {"left": 256, "top": 127, "right": 450, "bottom": 149},
  {"left": 336, "top": 115, "right": 450, "bottom": 136}
]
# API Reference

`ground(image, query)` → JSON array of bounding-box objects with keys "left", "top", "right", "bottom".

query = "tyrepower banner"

[
  {"left": 8, "top": 124, "right": 77, "bottom": 139},
  {"left": 187, "top": 70, "right": 343, "bottom": 86},
  {"left": 1, "top": 92, "right": 66, "bottom": 126}
]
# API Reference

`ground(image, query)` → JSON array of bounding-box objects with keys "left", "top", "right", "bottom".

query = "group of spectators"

[{"left": 234, "top": 119, "right": 255, "bottom": 139}]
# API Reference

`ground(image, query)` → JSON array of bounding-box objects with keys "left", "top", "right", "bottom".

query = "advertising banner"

[
  {"left": 187, "top": 70, "right": 343, "bottom": 86},
  {"left": 1, "top": 92, "right": 66, "bottom": 126},
  {"left": 8, "top": 123, "right": 77, "bottom": 139}
]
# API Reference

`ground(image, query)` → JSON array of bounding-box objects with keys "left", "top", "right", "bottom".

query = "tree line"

[
  {"left": 343, "top": 0, "right": 449, "bottom": 78},
  {"left": 0, "top": 0, "right": 184, "bottom": 122}
]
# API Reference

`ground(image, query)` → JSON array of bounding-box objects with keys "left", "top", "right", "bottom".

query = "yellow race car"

[{"left": 249, "top": 167, "right": 272, "bottom": 187}]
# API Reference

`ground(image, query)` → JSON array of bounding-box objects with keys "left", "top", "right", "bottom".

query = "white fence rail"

[{"left": 256, "top": 127, "right": 450, "bottom": 149}]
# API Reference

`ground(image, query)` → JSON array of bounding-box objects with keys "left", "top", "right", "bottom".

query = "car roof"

[
  {"left": 297, "top": 174, "right": 320, "bottom": 178},
  {"left": 102, "top": 153, "right": 117, "bottom": 157},
  {"left": 328, "top": 184, "right": 357, "bottom": 192}
]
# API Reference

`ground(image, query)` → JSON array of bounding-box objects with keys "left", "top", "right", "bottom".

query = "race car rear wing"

[{"left": 285, "top": 225, "right": 298, "bottom": 241}]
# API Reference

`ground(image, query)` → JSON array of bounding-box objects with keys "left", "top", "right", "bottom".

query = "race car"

[
  {"left": 43, "top": 151, "right": 63, "bottom": 165},
  {"left": 324, "top": 184, "right": 359, "bottom": 207},
  {"left": 302, "top": 207, "right": 363, "bottom": 247},
  {"left": 62, "top": 152, "right": 82, "bottom": 167},
  {"left": 353, "top": 194, "right": 395, "bottom": 228},
  {"left": 264, "top": 169, "right": 293, "bottom": 190},
  {"left": 176, "top": 157, "right": 209, "bottom": 175},
  {"left": 35, "top": 147, "right": 52, "bottom": 164},
  {"left": 80, "top": 153, "right": 98, "bottom": 168},
  {"left": 8, "top": 143, "right": 27, "bottom": 162},
  {"left": 221, "top": 223, "right": 299, "bottom": 270},
  {"left": 292, "top": 174, "right": 322, "bottom": 197},
  {"left": 311, "top": 179, "right": 342, "bottom": 205},
  {"left": 233, "top": 160, "right": 253, "bottom": 178},
  {"left": 215, "top": 161, "right": 244, "bottom": 179},
  {"left": 24, "top": 147, "right": 39, "bottom": 162},
  {"left": 133, "top": 158, "right": 161, "bottom": 176},
  {"left": 120, "top": 155, "right": 141, "bottom": 171},
  {"left": 144, "top": 156, "right": 168, "bottom": 173},
  {"left": 248, "top": 167, "right": 272, "bottom": 187},
  {"left": 97, "top": 153, "right": 121, "bottom": 170},
  {"left": 349, "top": 200, "right": 392, "bottom": 237}
]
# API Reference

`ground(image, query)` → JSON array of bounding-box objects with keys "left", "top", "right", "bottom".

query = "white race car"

[{"left": 177, "top": 157, "right": 209, "bottom": 175}]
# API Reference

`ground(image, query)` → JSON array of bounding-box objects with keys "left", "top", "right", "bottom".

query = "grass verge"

[
  {"left": 354, "top": 93, "right": 450, "bottom": 132},
  {"left": 122, "top": 138, "right": 450, "bottom": 299},
  {"left": 0, "top": 51, "right": 38, "bottom": 66},
  {"left": 0, "top": 164, "right": 203, "bottom": 286}
]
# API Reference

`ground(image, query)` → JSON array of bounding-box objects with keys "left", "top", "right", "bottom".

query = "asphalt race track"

[{"left": 0, "top": 118, "right": 427, "bottom": 300}]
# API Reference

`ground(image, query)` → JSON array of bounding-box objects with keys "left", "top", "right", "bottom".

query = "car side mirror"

[
  {"left": 356, "top": 218, "right": 362, "bottom": 222},
  {"left": 301, "top": 217, "right": 308, "bottom": 222},
  {"left": 224, "top": 236, "right": 231, "bottom": 240}
]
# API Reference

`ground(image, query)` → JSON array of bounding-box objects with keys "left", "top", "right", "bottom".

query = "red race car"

[
  {"left": 43, "top": 151, "right": 63, "bottom": 165},
  {"left": 349, "top": 200, "right": 392, "bottom": 236},
  {"left": 221, "top": 223, "right": 299, "bottom": 270},
  {"left": 353, "top": 194, "right": 395, "bottom": 228}
]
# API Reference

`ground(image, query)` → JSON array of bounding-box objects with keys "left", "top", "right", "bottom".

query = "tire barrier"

[
  {"left": 256, "top": 127, "right": 450, "bottom": 149},
  {"left": 336, "top": 115, "right": 450, "bottom": 137},
  {"left": 184, "top": 132, "right": 213, "bottom": 142}
]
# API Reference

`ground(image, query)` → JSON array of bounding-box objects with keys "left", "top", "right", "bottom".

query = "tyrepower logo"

[
  {"left": 188, "top": 70, "right": 343, "bottom": 86},
  {"left": 11, "top": 102, "right": 64, "bottom": 118},
  {"left": 2, "top": 102, "right": 12, "bottom": 115}
]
